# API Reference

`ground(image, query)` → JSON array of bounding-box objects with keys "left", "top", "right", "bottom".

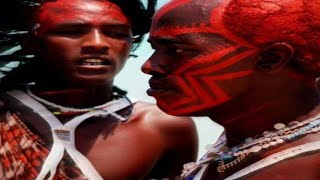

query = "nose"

[
  {"left": 141, "top": 60, "right": 154, "bottom": 75},
  {"left": 141, "top": 53, "right": 169, "bottom": 75},
  {"left": 81, "top": 29, "right": 110, "bottom": 54}
]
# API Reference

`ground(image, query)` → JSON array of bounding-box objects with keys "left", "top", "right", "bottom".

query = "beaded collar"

[
  {"left": 182, "top": 105, "right": 320, "bottom": 179},
  {"left": 7, "top": 89, "right": 135, "bottom": 179},
  {"left": 26, "top": 85, "right": 134, "bottom": 121}
]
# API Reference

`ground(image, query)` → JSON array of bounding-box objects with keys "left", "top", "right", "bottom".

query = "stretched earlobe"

[{"left": 255, "top": 42, "right": 295, "bottom": 74}]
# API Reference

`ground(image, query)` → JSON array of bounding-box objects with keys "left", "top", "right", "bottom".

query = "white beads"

[
  {"left": 263, "top": 137, "right": 271, "bottom": 142},
  {"left": 288, "top": 121, "right": 298, "bottom": 126},
  {"left": 276, "top": 139, "right": 284, "bottom": 144},
  {"left": 270, "top": 141, "right": 277, "bottom": 146},
  {"left": 183, "top": 162, "right": 197, "bottom": 170},
  {"left": 225, "top": 140, "right": 320, "bottom": 180},
  {"left": 262, "top": 144, "right": 270, "bottom": 149},
  {"left": 189, "top": 107, "right": 320, "bottom": 180},
  {"left": 274, "top": 123, "right": 286, "bottom": 130},
  {"left": 250, "top": 145, "right": 262, "bottom": 153},
  {"left": 272, "top": 136, "right": 281, "bottom": 140}
]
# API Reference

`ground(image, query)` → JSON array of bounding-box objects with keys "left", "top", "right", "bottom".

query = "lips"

[
  {"left": 149, "top": 78, "right": 168, "bottom": 90},
  {"left": 147, "top": 77, "right": 175, "bottom": 96},
  {"left": 75, "top": 56, "right": 114, "bottom": 76},
  {"left": 77, "top": 56, "right": 112, "bottom": 66}
]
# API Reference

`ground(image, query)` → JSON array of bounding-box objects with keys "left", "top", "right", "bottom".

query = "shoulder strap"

[
  {"left": 7, "top": 90, "right": 133, "bottom": 180},
  {"left": 225, "top": 140, "right": 320, "bottom": 180}
]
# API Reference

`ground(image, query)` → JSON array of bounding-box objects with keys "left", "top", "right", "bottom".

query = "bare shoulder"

[
  {"left": 131, "top": 101, "right": 198, "bottom": 153},
  {"left": 132, "top": 101, "right": 197, "bottom": 137},
  {"left": 132, "top": 101, "right": 198, "bottom": 179}
]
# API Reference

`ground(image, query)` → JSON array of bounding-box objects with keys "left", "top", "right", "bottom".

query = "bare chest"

[
  {"left": 241, "top": 152, "right": 320, "bottom": 180},
  {"left": 74, "top": 120, "right": 164, "bottom": 180},
  {"left": 203, "top": 151, "right": 320, "bottom": 180},
  {"left": 202, "top": 134, "right": 320, "bottom": 180}
]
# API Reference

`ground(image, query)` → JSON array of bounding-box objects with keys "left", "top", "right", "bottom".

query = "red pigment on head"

[
  {"left": 222, "top": 0, "right": 320, "bottom": 70},
  {"left": 152, "top": 0, "right": 191, "bottom": 27},
  {"left": 34, "top": 0, "right": 129, "bottom": 36},
  {"left": 151, "top": 0, "right": 218, "bottom": 36},
  {"left": 146, "top": 0, "right": 320, "bottom": 116},
  {"left": 151, "top": 0, "right": 255, "bottom": 48},
  {"left": 147, "top": 0, "right": 258, "bottom": 115}
]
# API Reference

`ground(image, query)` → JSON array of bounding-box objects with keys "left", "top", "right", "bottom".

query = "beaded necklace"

[
  {"left": 182, "top": 106, "right": 320, "bottom": 179},
  {"left": 8, "top": 88, "right": 135, "bottom": 180},
  {"left": 26, "top": 86, "right": 133, "bottom": 121}
]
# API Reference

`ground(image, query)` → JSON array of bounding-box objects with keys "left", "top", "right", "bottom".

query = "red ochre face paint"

[
  {"left": 143, "top": 0, "right": 257, "bottom": 115},
  {"left": 142, "top": 0, "right": 320, "bottom": 116},
  {"left": 34, "top": 0, "right": 130, "bottom": 37},
  {"left": 32, "top": 0, "right": 133, "bottom": 86}
]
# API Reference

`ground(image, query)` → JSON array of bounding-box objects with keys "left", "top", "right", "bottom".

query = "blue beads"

[
  {"left": 223, "top": 155, "right": 233, "bottom": 162},
  {"left": 186, "top": 175, "right": 195, "bottom": 180},
  {"left": 245, "top": 137, "right": 254, "bottom": 144},
  {"left": 231, "top": 147, "right": 240, "bottom": 153}
]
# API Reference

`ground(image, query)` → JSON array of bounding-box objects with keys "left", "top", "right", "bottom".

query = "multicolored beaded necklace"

[{"left": 182, "top": 106, "right": 320, "bottom": 179}]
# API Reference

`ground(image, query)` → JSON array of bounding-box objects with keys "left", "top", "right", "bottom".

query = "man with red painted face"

[
  {"left": 0, "top": 0, "right": 198, "bottom": 179},
  {"left": 142, "top": 0, "right": 320, "bottom": 179}
]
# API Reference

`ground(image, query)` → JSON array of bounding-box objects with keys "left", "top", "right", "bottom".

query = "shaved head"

[
  {"left": 152, "top": 0, "right": 320, "bottom": 71},
  {"left": 143, "top": 0, "right": 320, "bottom": 115}
]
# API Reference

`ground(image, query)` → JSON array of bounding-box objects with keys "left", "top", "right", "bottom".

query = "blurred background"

[{"left": 115, "top": 0, "right": 224, "bottom": 159}]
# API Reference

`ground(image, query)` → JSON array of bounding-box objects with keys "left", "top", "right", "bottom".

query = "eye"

[
  {"left": 50, "top": 28, "right": 87, "bottom": 38},
  {"left": 167, "top": 47, "right": 200, "bottom": 59},
  {"left": 167, "top": 47, "right": 185, "bottom": 56},
  {"left": 104, "top": 32, "right": 131, "bottom": 39},
  {"left": 175, "top": 49, "right": 184, "bottom": 53},
  {"left": 101, "top": 27, "right": 132, "bottom": 40}
]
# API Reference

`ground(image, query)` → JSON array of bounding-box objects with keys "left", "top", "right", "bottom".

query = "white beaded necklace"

[
  {"left": 182, "top": 107, "right": 320, "bottom": 180},
  {"left": 26, "top": 86, "right": 133, "bottom": 121},
  {"left": 8, "top": 89, "right": 135, "bottom": 180},
  {"left": 225, "top": 140, "right": 320, "bottom": 180},
  {"left": 26, "top": 86, "right": 119, "bottom": 112}
]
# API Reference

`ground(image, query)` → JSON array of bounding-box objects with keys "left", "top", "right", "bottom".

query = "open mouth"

[{"left": 77, "top": 58, "right": 112, "bottom": 66}]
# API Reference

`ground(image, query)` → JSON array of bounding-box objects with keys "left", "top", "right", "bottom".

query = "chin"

[
  {"left": 157, "top": 103, "right": 183, "bottom": 116},
  {"left": 156, "top": 98, "right": 220, "bottom": 117},
  {"left": 68, "top": 78, "right": 110, "bottom": 87},
  {"left": 156, "top": 100, "right": 199, "bottom": 116}
]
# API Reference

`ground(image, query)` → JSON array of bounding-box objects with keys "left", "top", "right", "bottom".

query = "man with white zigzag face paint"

[
  {"left": 0, "top": 0, "right": 198, "bottom": 179},
  {"left": 142, "top": 0, "right": 320, "bottom": 179}
]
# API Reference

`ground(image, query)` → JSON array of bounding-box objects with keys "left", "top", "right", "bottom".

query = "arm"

[{"left": 146, "top": 114, "right": 199, "bottom": 179}]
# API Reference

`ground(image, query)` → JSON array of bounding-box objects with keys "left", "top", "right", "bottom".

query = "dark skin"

[
  {"left": 0, "top": 0, "right": 198, "bottom": 179},
  {"left": 142, "top": 0, "right": 320, "bottom": 179},
  {"left": 72, "top": 102, "right": 198, "bottom": 180}
]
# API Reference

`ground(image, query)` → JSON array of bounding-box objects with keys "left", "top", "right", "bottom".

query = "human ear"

[{"left": 255, "top": 42, "right": 295, "bottom": 74}]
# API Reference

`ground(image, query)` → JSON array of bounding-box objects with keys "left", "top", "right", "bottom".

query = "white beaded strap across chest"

[
  {"left": 8, "top": 90, "right": 133, "bottom": 180},
  {"left": 225, "top": 140, "right": 320, "bottom": 180}
]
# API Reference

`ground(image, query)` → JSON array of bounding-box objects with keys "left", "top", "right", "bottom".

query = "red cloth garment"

[{"left": 0, "top": 111, "right": 86, "bottom": 180}]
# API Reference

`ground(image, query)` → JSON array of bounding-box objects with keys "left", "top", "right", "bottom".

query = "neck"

[
  {"left": 30, "top": 83, "right": 114, "bottom": 108},
  {"left": 208, "top": 88, "right": 319, "bottom": 147}
]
